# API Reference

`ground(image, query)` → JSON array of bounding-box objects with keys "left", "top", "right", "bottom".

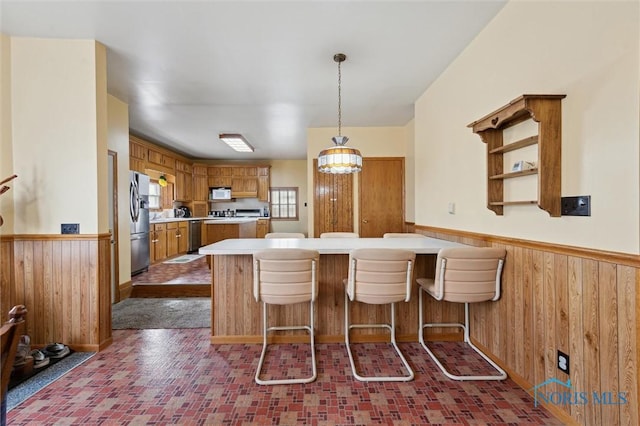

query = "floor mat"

[
  {"left": 112, "top": 297, "right": 210, "bottom": 329},
  {"left": 162, "top": 254, "right": 205, "bottom": 264}
]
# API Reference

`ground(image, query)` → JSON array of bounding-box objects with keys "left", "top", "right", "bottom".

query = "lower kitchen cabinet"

[
  {"left": 203, "top": 221, "right": 257, "bottom": 246},
  {"left": 178, "top": 221, "right": 188, "bottom": 253},
  {"left": 151, "top": 223, "right": 167, "bottom": 263},
  {"left": 256, "top": 218, "right": 270, "bottom": 238},
  {"left": 203, "top": 220, "right": 257, "bottom": 268},
  {"left": 151, "top": 220, "right": 190, "bottom": 263},
  {"left": 166, "top": 222, "right": 179, "bottom": 258}
]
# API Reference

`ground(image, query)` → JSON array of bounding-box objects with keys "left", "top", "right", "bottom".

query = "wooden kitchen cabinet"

[
  {"left": 151, "top": 223, "right": 167, "bottom": 263},
  {"left": 129, "top": 138, "right": 147, "bottom": 172},
  {"left": 231, "top": 166, "right": 258, "bottom": 198},
  {"left": 208, "top": 166, "right": 233, "bottom": 188},
  {"left": 175, "top": 160, "right": 193, "bottom": 201},
  {"left": 160, "top": 182, "right": 174, "bottom": 209},
  {"left": 203, "top": 221, "right": 257, "bottom": 245},
  {"left": 257, "top": 166, "right": 270, "bottom": 201},
  {"left": 192, "top": 164, "right": 209, "bottom": 201},
  {"left": 147, "top": 148, "right": 176, "bottom": 172},
  {"left": 205, "top": 166, "right": 270, "bottom": 199},
  {"left": 178, "top": 221, "right": 188, "bottom": 253},
  {"left": 167, "top": 221, "right": 189, "bottom": 256},
  {"left": 166, "top": 222, "right": 179, "bottom": 258},
  {"left": 256, "top": 218, "right": 270, "bottom": 238}
]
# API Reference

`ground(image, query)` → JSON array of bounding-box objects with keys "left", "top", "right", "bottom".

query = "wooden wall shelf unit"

[{"left": 467, "top": 94, "right": 566, "bottom": 217}]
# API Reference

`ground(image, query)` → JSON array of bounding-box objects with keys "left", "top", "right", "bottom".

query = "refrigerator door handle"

[{"left": 130, "top": 179, "right": 140, "bottom": 222}]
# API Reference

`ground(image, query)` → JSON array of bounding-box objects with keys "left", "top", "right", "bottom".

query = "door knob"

[{"left": 362, "top": 219, "right": 368, "bottom": 224}]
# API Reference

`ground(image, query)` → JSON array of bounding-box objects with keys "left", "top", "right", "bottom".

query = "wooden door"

[
  {"left": 359, "top": 158, "right": 404, "bottom": 237},
  {"left": 313, "top": 159, "right": 354, "bottom": 237}
]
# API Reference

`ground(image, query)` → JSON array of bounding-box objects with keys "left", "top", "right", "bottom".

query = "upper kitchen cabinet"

[
  {"left": 208, "top": 166, "right": 232, "bottom": 188},
  {"left": 192, "top": 164, "right": 209, "bottom": 202},
  {"left": 147, "top": 148, "right": 176, "bottom": 174},
  {"left": 129, "top": 137, "right": 147, "bottom": 173},
  {"left": 205, "top": 165, "right": 268, "bottom": 199},
  {"left": 231, "top": 166, "right": 258, "bottom": 198},
  {"left": 257, "top": 166, "right": 270, "bottom": 202},
  {"left": 174, "top": 160, "right": 193, "bottom": 202}
]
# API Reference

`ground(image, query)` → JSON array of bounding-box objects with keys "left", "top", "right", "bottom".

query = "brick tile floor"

[
  {"left": 8, "top": 329, "right": 563, "bottom": 425},
  {"left": 132, "top": 257, "right": 209, "bottom": 285}
]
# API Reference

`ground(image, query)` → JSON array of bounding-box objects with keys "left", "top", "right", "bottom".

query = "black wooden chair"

[{"left": 1, "top": 305, "right": 27, "bottom": 426}]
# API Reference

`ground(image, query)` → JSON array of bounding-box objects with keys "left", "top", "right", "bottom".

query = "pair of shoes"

[
  {"left": 43, "top": 342, "right": 70, "bottom": 359},
  {"left": 13, "top": 335, "right": 32, "bottom": 367},
  {"left": 31, "top": 349, "right": 50, "bottom": 369},
  {"left": 12, "top": 335, "right": 34, "bottom": 377}
]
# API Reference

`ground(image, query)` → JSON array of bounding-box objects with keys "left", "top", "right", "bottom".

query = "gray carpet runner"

[{"left": 112, "top": 297, "right": 210, "bottom": 329}]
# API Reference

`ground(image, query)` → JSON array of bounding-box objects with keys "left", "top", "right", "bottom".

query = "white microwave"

[{"left": 211, "top": 187, "right": 232, "bottom": 200}]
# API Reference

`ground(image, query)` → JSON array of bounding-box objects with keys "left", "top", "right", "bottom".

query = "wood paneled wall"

[
  {"left": 416, "top": 225, "right": 639, "bottom": 426},
  {"left": 210, "top": 252, "right": 455, "bottom": 343},
  {"left": 0, "top": 234, "right": 112, "bottom": 352}
]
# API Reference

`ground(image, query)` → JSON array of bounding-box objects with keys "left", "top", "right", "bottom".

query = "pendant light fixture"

[{"left": 317, "top": 53, "right": 362, "bottom": 174}]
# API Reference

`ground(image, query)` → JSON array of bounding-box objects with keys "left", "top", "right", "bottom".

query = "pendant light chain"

[{"left": 337, "top": 58, "right": 342, "bottom": 137}]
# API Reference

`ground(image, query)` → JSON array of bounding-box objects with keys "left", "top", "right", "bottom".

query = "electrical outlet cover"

[
  {"left": 557, "top": 350, "right": 570, "bottom": 374},
  {"left": 561, "top": 196, "right": 591, "bottom": 216},
  {"left": 61, "top": 223, "right": 80, "bottom": 234}
]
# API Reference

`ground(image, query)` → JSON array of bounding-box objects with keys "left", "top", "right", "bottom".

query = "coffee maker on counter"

[{"left": 174, "top": 206, "right": 191, "bottom": 218}]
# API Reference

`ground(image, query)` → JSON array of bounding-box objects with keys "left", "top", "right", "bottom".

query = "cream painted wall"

[
  {"left": 0, "top": 33, "right": 15, "bottom": 234},
  {"left": 95, "top": 43, "right": 109, "bottom": 233},
  {"left": 404, "top": 119, "right": 415, "bottom": 223},
  {"left": 10, "top": 37, "right": 107, "bottom": 234},
  {"left": 107, "top": 95, "right": 131, "bottom": 285},
  {"left": 270, "top": 159, "right": 308, "bottom": 235},
  {"left": 306, "top": 126, "right": 407, "bottom": 235},
  {"left": 414, "top": 1, "right": 639, "bottom": 254}
]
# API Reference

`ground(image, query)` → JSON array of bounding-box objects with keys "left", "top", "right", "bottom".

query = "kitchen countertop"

[
  {"left": 199, "top": 237, "right": 467, "bottom": 255},
  {"left": 150, "top": 217, "right": 197, "bottom": 223},
  {"left": 150, "top": 216, "right": 269, "bottom": 224},
  {"left": 203, "top": 217, "right": 260, "bottom": 225}
]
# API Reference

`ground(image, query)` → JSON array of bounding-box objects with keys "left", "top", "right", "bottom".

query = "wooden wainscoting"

[
  {"left": 0, "top": 234, "right": 112, "bottom": 352},
  {"left": 416, "top": 225, "right": 639, "bottom": 426},
  {"left": 210, "top": 252, "right": 457, "bottom": 344}
]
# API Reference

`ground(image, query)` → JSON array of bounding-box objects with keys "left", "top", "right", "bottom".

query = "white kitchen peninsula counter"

[
  {"left": 199, "top": 236, "right": 465, "bottom": 255},
  {"left": 202, "top": 237, "right": 469, "bottom": 345}
]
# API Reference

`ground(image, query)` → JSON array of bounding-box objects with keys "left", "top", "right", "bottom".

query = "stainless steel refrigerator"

[{"left": 130, "top": 171, "right": 150, "bottom": 275}]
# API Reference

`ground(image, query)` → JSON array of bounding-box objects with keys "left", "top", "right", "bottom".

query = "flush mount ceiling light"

[
  {"left": 219, "top": 133, "right": 254, "bottom": 153},
  {"left": 317, "top": 53, "right": 362, "bottom": 174}
]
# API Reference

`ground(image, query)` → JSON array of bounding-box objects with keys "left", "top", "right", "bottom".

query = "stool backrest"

[
  {"left": 433, "top": 247, "right": 506, "bottom": 303},
  {"left": 253, "top": 249, "right": 319, "bottom": 305},
  {"left": 320, "top": 232, "right": 359, "bottom": 238},
  {"left": 347, "top": 249, "right": 415, "bottom": 304},
  {"left": 383, "top": 233, "right": 426, "bottom": 238},
  {"left": 264, "top": 232, "right": 306, "bottom": 239}
]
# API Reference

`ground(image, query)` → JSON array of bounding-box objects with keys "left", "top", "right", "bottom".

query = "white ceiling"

[{"left": 0, "top": 0, "right": 506, "bottom": 160}]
